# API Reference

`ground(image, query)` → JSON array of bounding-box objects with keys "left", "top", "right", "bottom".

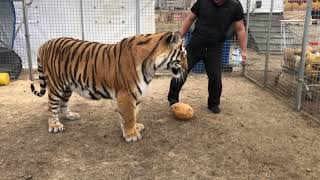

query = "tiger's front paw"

[
  {"left": 48, "top": 118, "right": 64, "bottom": 133},
  {"left": 121, "top": 123, "right": 144, "bottom": 142}
]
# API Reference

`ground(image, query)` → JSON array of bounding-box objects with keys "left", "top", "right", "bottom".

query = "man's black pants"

[{"left": 168, "top": 41, "right": 223, "bottom": 107}]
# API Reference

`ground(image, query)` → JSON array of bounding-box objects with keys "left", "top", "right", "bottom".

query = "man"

[{"left": 167, "top": 0, "right": 247, "bottom": 113}]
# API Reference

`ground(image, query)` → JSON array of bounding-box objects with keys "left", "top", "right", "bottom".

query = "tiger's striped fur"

[{"left": 30, "top": 31, "right": 187, "bottom": 142}]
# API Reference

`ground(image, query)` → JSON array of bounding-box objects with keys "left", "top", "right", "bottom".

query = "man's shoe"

[
  {"left": 208, "top": 105, "right": 221, "bottom": 114},
  {"left": 169, "top": 100, "right": 179, "bottom": 106}
]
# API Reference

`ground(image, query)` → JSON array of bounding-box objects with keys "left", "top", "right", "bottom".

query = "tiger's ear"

[{"left": 165, "top": 31, "right": 181, "bottom": 48}]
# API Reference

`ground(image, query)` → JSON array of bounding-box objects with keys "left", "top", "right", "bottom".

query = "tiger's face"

[
  {"left": 153, "top": 31, "right": 188, "bottom": 79},
  {"left": 168, "top": 43, "right": 188, "bottom": 78}
]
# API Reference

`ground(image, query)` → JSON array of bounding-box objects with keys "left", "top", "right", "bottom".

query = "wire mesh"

[
  {"left": 245, "top": 0, "right": 284, "bottom": 85},
  {"left": 245, "top": 0, "right": 320, "bottom": 120},
  {"left": 270, "top": 1, "right": 320, "bottom": 120},
  {"left": 12, "top": 0, "right": 155, "bottom": 69},
  {"left": 10, "top": 0, "right": 320, "bottom": 119},
  {"left": 0, "top": 48, "right": 22, "bottom": 79},
  {"left": 11, "top": 0, "right": 246, "bottom": 75},
  {"left": 155, "top": 0, "right": 244, "bottom": 75},
  {"left": 300, "top": 4, "right": 320, "bottom": 119},
  {"left": 0, "top": 0, "right": 22, "bottom": 79},
  {"left": 0, "top": 0, "right": 15, "bottom": 49}
]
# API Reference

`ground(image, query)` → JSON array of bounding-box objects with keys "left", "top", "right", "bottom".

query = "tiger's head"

[
  {"left": 168, "top": 42, "right": 188, "bottom": 79},
  {"left": 152, "top": 31, "right": 188, "bottom": 78}
]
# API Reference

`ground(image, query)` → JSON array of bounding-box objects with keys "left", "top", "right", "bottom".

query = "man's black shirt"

[{"left": 190, "top": 0, "right": 245, "bottom": 45}]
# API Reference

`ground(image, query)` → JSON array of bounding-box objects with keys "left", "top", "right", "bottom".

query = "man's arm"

[
  {"left": 234, "top": 19, "right": 247, "bottom": 62},
  {"left": 179, "top": 11, "right": 197, "bottom": 38}
]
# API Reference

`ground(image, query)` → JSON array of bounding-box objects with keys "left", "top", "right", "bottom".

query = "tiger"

[{"left": 30, "top": 31, "right": 188, "bottom": 142}]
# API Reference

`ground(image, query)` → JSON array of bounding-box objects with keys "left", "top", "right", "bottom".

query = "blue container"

[
  {"left": 222, "top": 40, "right": 231, "bottom": 65},
  {"left": 184, "top": 29, "right": 231, "bottom": 73}
]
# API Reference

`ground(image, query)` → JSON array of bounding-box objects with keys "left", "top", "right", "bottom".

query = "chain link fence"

[
  {"left": 245, "top": 0, "right": 320, "bottom": 120},
  {"left": 12, "top": 0, "right": 155, "bottom": 70},
  {"left": 0, "top": 0, "right": 22, "bottom": 79},
  {"left": 11, "top": 0, "right": 243, "bottom": 75},
  {"left": 155, "top": 0, "right": 242, "bottom": 75},
  {"left": 2, "top": 0, "right": 320, "bottom": 120}
]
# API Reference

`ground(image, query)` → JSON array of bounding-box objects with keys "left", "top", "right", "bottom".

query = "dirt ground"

[{"left": 1, "top": 74, "right": 320, "bottom": 180}]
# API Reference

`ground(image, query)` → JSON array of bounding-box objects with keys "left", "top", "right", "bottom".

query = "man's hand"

[
  {"left": 180, "top": 11, "right": 197, "bottom": 38},
  {"left": 234, "top": 20, "right": 247, "bottom": 64},
  {"left": 241, "top": 51, "right": 247, "bottom": 64}
]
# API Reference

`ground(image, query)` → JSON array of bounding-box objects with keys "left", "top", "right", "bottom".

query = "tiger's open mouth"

[
  {"left": 171, "top": 67, "right": 181, "bottom": 78},
  {"left": 172, "top": 67, "right": 179, "bottom": 75}
]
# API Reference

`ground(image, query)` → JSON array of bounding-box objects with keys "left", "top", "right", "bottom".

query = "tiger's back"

[{"left": 38, "top": 37, "right": 123, "bottom": 99}]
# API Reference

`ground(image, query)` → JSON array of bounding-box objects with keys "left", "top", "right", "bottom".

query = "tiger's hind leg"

[
  {"left": 117, "top": 91, "right": 144, "bottom": 142},
  {"left": 59, "top": 88, "right": 80, "bottom": 120},
  {"left": 47, "top": 91, "right": 64, "bottom": 133}
]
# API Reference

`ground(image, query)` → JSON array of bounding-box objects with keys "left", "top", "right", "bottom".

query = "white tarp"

[
  {"left": 0, "top": 0, "right": 15, "bottom": 49},
  {"left": 238, "top": 0, "right": 283, "bottom": 14},
  {"left": 13, "top": 0, "right": 155, "bottom": 68}
]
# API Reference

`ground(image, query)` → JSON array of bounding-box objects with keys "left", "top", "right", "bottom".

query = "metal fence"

[
  {"left": 2, "top": 0, "right": 320, "bottom": 120},
  {"left": 0, "top": 0, "right": 22, "bottom": 79},
  {"left": 12, "top": 0, "right": 155, "bottom": 70},
  {"left": 156, "top": 0, "right": 243, "bottom": 75},
  {"left": 10, "top": 0, "right": 243, "bottom": 75},
  {"left": 245, "top": 0, "right": 320, "bottom": 120}
]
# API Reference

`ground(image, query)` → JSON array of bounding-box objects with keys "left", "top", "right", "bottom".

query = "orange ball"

[{"left": 171, "top": 102, "right": 194, "bottom": 120}]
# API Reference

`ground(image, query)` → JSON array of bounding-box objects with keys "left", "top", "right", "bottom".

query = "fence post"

[
  {"left": 245, "top": 0, "right": 250, "bottom": 45},
  {"left": 295, "top": 0, "right": 313, "bottom": 110},
  {"left": 136, "top": 0, "right": 140, "bottom": 35},
  {"left": 243, "top": 0, "right": 251, "bottom": 75},
  {"left": 22, "top": 0, "right": 33, "bottom": 81},
  {"left": 79, "top": 0, "right": 85, "bottom": 40},
  {"left": 264, "top": 0, "right": 274, "bottom": 86}
]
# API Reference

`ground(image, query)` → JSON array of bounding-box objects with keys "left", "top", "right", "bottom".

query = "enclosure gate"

[{"left": 245, "top": 0, "right": 320, "bottom": 120}]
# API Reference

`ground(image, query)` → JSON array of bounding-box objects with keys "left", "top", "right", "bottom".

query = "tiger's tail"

[{"left": 31, "top": 56, "right": 47, "bottom": 97}]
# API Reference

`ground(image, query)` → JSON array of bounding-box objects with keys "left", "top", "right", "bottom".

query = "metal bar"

[
  {"left": 295, "top": 0, "right": 313, "bottom": 110},
  {"left": 281, "top": 22, "right": 286, "bottom": 51},
  {"left": 280, "top": 20, "right": 305, "bottom": 22},
  {"left": 22, "top": 0, "right": 33, "bottom": 81},
  {"left": 242, "top": 0, "right": 251, "bottom": 76},
  {"left": 136, "top": 0, "right": 140, "bottom": 35},
  {"left": 244, "top": 73, "right": 265, "bottom": 88},
  {"left": 79, "top": 0, "right": 85, "bottom": 40},
  {"left": 263, "top": 0, "right": 274, "bottom": 86},
  {"left": 15, "top": 20, "right": 38, "bottom": 24},
  {"left": 245, "top": 0, "right": 250, "bottom": 46}
]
